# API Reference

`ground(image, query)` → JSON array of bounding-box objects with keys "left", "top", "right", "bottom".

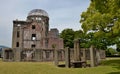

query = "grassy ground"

[{"left": 0, "top": 58, "right": 120, "bottom": 74}]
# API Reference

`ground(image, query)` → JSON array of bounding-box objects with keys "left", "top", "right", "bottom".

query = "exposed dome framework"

[{"left": 28, "top": 9, "right": 49, "bottom": 17}]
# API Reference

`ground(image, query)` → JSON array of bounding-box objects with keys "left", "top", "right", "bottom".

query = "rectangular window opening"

[
  {"left": 32, "top": 25, "right": 36, "bottom": 29},
  {"left": 31, "top": 44, "right": 36, "bottom": 48},
  {"left": 17, "top": 31, "right": 20, "bottom": 38},
  {"left": 32, "top": 34, "right": 36, "bottom": 40},
  {"left": 17, "top": 24, "right": 21, "bottom": 27},
  {"left": 16, "top": 42, "right": 19, "bottom": 47}
]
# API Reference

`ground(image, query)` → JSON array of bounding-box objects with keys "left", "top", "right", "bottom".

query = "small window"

[
  {"left": 17, "top": 31, "right": 20, "bottom": 38},
  {"left": 16, "top": 42, "right": 19, "bottom": 47},
  {"left": 31, "top": 44, "right": 36, "bottom": 48},
  {"left": 17, "top": 24, "right": 21, "bottom": 27},
  {"left": 32, "top": 34, "right": 36, "bottom": 40},
  {"left": 32, "top": 25, "right": 35, "bottom": 29},
  {"left": 36, "top": 17, "right": 41, "bottom": 20}
]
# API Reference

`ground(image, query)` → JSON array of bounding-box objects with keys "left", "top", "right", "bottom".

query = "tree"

[
  {"left": 80, "top": 0, "right": 120, "bottom": 50},
  {"left": 74, "top": 30, "right": 84, "bottom": 39},
  {"left": 116, "top": 43, "right": 120, "bottom": 52},
  {"left": 106, "top": 48, "right": 117, "bottom": 56},
  {"left": 79, "top": 32, "right": 108, "bottom": 49},
  {"left": 60, "top": 29, "right": 86, "bottom": 48},
  {"left": 60, "top": 28, "right": 75, "bottom": 48}
]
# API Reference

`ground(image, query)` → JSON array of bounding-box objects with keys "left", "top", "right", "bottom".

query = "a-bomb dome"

[{"left": 28, "top": 9, "right": 49, "bottom": 17}]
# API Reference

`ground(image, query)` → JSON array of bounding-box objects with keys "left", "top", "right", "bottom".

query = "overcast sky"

[{"left": 0, "top": 0, "right": 90, "bottom": 47}]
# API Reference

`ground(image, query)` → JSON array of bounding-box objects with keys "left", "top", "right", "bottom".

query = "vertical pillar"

[
  {"left": 51, "top": 50, "right": 54, "bottom": 60},
  {"left": 76, "top": 40, "right": 81, "bottom": 61},
  {"left": 74, "top": 39, "right": 81, "bottom": 61},
  {"left": 90, "top": 46, "right": 95, "bottom": 67},
  {"left": 2, "top": 48, "right": 6, "bottom": 61},
  {"left": 54, "top": 49, "right": 58, "bottom": 66},
  {"left": 9, "top": 50, "right": 11, "bottom": 61},
  {"left": 40, "top": 49, "right": 43, "bottom": 62},
  {"left": 35, "top": 49, "right": 39, "bottom": 61},
  {"left": 74, "top": 39, "right": 77, "bottom": 61},
  {"left": 96, "top": 49, "right": 101, "bottom": 65},
  {"left": 15, "top": 48, "right": 21, "bottom": 62},
  {"left": 65, "top": 47, "right": 70, "bottom": 68}
]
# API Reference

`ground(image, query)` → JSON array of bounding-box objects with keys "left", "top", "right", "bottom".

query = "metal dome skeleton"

[{"left": 28, "top": 9, "right": 49, "bottom": 17}]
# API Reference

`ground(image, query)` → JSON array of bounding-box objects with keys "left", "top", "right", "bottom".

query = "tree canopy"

[
  {"left": 60, "top": 0, "right": 120, "bottom": 51},
  {"left": 60, "top": 29, "right": 75, "bottom": 48},
  {"left": 80, "top": 0, "right": 120, "bottom": 50},
  {"left": 60, "top": 28, "right": 84, "bottom": 48}
]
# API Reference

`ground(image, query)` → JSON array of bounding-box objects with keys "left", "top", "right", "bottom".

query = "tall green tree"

[
  {"left": 80, "top": 0, "right": 120, "bottom": 49},
  {"left": 60, "top": 28, "right": 75, "bottom": 48}
]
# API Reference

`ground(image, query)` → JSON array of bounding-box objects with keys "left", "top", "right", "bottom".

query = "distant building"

[{"left": 3, "top": 9, "right": 64, "bottom": 61}]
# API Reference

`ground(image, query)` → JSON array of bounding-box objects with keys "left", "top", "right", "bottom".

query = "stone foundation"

[{"left": 3, "top": 48, "right": 65, "bottom": 62}]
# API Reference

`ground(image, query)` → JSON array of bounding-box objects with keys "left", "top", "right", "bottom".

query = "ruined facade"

[
  {"left": 12, "top": 9, "right": 63, "bottom": 49},
  {"left": 3, "top": 9, "right": 64, "bottom": 61}
]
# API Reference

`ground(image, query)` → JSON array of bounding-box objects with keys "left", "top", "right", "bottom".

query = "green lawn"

[{"left": 0, "top": 58, "right": 120, "bottom": 74}]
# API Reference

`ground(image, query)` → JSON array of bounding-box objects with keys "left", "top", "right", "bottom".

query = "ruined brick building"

[
  {"left": 3, "top": 9, "right": 64, "bottom": 61},
  {"left": 12, "top": 9, "right": 63, "bottom": 49}
]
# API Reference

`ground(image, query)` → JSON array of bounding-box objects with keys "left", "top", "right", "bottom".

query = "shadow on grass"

[
  {"left": 107, "top": 72, "right": 120, "bottom": 74},
  {"left": 102, "top": 59, "right": 120, "bottom": 74},
  {"left": 58, "top": 64, "right": 65, "bottom": 68},
  {"left": 101, "top": 59, "right": 120, "bottom": 69}
]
